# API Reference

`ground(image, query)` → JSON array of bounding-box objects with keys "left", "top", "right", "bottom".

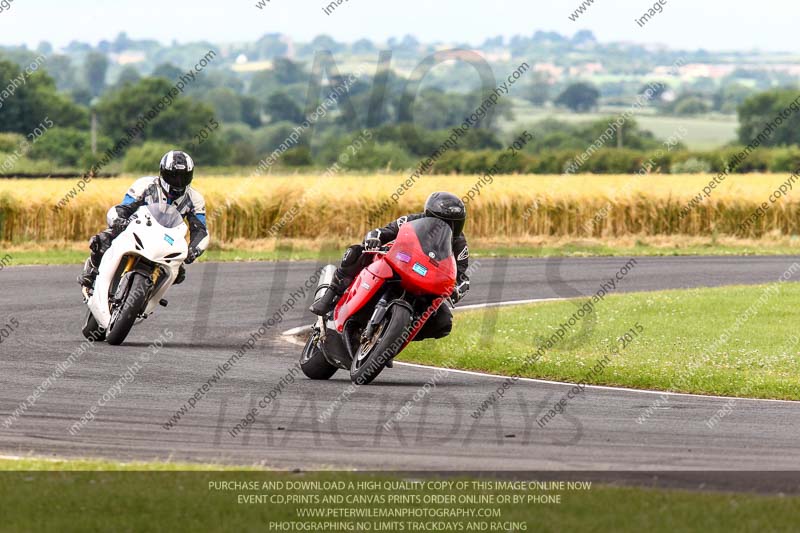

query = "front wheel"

[
  {"left": 106, "top": 272, "right": 151, "bottom": 346},
  {"left": 300, "top": 332, "right": 338, "bottom": 380},
  {"left": 350, "top": 304, "right": 412, "bottom": 385}
]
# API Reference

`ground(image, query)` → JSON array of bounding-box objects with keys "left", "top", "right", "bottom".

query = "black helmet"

[
  {"left": 159, "top": 150, "right": 194, "bottom": 201},
  {"left": 424, "top": 191, "right": 466, "bottom": 236}
]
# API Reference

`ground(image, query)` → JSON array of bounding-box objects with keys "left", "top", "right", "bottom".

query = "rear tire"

[
  {"left": 300, "top": 333, "right": 338, "bottom": 380},
  {"left": 106, "top": 273, "right": 150, "bottom": 346},
  {"left": 350, "top": 304, "right": 412, "bottom": 385},
  {"left": 81, "top": 309, "right": 106, "bottom": 342}
]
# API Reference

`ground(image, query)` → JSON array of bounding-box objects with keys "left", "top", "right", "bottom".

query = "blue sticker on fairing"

[
  {"left": 412, "top": 263, "right": 428, "bottom": 276},
  {"left": 164, "top": 234, "right": 175, "bottom": 245}
]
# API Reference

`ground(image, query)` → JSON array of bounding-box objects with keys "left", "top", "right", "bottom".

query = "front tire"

[
  {"left": 106, "top": 272, "right": 150, "bottom": 346},
  {"left": 300, "top": 333, "right": 338, "bottom": 380},
  {"left": 350, "top": 304, "right": 412, "bottom": 385}
]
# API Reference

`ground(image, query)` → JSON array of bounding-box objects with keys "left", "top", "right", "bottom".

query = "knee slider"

[
  {"left": 341, "top": 244, "right": 364, "bottom": 266},
  {"left": 435, "top": 323, "right": 453, "bottom": 339}
]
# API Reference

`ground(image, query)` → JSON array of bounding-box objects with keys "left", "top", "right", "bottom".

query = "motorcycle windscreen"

[
  {"left": 385, "top": 217, "right": 457, "bottom": 296},
  {"left": 145, "top": 203, "right": 184, "bottom": 228},
  {"left": 413, "top": 217, "right": 454, "bottom": 261}
]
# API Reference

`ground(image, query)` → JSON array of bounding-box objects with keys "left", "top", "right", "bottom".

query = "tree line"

[{"left": 0, "top": 52, "right": 798, "bottom": 175}]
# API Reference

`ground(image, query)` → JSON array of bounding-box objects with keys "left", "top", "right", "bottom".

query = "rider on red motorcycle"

[{"left": 310, "top": 191, "right": 470, "bottom": 340}]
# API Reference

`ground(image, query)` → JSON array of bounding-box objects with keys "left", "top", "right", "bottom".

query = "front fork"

[
  {"left": 362, "top": 295, "right": 389, "bottom": 342},
  {"left": 112, "top": 256, "right": 136, "bottom": 302},
  {"left": 111, "top": 257, "right": 160, "bottom": 318}
]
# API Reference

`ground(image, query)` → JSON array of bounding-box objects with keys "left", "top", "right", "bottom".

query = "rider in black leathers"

[{"left": 310, "top": 191, "right": 470, "bottom": 340}]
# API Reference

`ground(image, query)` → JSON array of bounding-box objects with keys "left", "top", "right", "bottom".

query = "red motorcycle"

[{"left": 300, "top": 217, "right": 457, "bottom": 384}]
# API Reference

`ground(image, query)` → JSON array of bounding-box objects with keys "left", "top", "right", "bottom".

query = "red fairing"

[
  {"left": 333, "top": 218, "right": 457, "bottom": 338},
  {"left": 333, "top": 258, "right": 393, "bottom": 332},
  {"left": 384, "top": 223, "right": 456, "bottom": 297}
]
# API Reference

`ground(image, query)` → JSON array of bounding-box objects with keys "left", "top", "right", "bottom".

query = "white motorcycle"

[{"left": 81, "top": 204, "right": 188, "bottom": 345}]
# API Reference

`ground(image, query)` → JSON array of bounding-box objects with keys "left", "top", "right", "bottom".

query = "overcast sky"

[{"left": 0, "top": 0, "right": 796, "bottom": 52}]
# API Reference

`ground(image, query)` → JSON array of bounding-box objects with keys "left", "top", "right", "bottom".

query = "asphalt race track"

[{"left": 2, "top": 256, "right": 800, "bottom": 474}]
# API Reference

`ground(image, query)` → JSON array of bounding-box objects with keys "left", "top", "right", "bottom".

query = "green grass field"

[
  {"left": 508, "top": 101, "right": 738, "bottom": 150},
  {"left": 403, "top": 282, "right": 800, "bottom": 399},
  {"left": 1, "top": 458, "right": 798, "bottom": 533},
  {"left": 0, "top": 457, "right": 258, "bottom": 471}
]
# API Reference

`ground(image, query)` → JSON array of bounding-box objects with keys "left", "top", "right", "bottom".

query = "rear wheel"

[
  {"left": 106, "top": 272, "right": 151, "bottom": 346},
  {"left": 300, "top": 331, "right": 338, "bottom": 380},
  {"left": 350, "top": 305, "right": 412, "bottom": 385}
]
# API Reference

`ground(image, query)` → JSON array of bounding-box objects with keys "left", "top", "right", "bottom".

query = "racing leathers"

[
  {"left": 310, "top": 213, "right": 470, "bottom": 340},
  {"left": 78, "top": 176, "right": 209, "bottom": 288}
]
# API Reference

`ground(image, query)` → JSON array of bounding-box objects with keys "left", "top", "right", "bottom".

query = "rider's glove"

[
  {"left": 363, "top": 230, "right": 382, "bottom": 251},
  {"left": 185, "top": 247, "right": 203, "bottom": 265},
  {"left": 450, "top": 279, "right": 470, "bottom": 304},
  {"left": 110, "top": 217, "right": 130, "bottom": 235}
]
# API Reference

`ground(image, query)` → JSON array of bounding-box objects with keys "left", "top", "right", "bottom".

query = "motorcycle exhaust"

[{"left": 312, "top": 265, "right": 337, "bottom": 306}]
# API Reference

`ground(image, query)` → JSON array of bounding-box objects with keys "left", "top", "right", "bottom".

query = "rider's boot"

[
  {"left": 174, "top": 264, "right": 186, "bottom": 285},
  {"left": 77, "top": 258, "right": 98, "bottom": 289},
  {"left": 309, "top": 269, "right": 350, "bottom": 316},
  {"left": 79, "top": 231, "right": 112, "bottom": 289}
]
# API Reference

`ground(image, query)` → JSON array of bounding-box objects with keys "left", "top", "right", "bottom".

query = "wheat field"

[{"left": 0, "top": 174, "right": 797, "bottom": 243}]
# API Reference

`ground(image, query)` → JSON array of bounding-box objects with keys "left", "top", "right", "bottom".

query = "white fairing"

[{"left": 88, "top": 205, "right": 188, "bottom": 329}]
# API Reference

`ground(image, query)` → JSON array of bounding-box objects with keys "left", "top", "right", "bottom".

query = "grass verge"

[
  {"left": 2, "top": 235, "right": 800, "bottom": 265},
  {"left": 0, "top": 457, "right": 798, "bottom": 533},
  {"left": 0, "top": 456, "right": 258, "bottom": 471},
  {"left": 402, "top": 282, "right": 800, "bottom": 400}
]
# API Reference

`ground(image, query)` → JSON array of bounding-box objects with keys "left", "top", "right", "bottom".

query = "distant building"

[
  {"left": 569, "top": 62, "right": 604, "bottom": 77},
  {"left": 533, "top": 63, "right": 564, "bottom": 80},
  {"left": 651, "top": 63, "right": 734, "bottom": 80},
  {"left": 111, "top": 51, "right": 145, "bottom": 65}
]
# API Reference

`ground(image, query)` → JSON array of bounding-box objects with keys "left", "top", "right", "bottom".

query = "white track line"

[
  {"left": 454, "top": 297, "right": 565, "bottom": 311},
  {"left": 280, "top": 298, "right": 799, "bottom": 404},
  {"left": 283, "top": 325, "right": 315, "bottom": 337},
  {"left": 0, "top": 454, "right": 65, "bottom": 462},
  {"left": 392, "top": 362, "right": 798, "bottom": 403}
]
